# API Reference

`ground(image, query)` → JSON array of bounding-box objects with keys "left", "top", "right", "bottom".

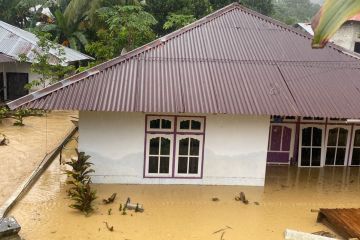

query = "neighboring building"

[
  {"left": 8, "top": 3, "right": 360, "bottom": 186},
  {"left": 0, "top": 20, "right": 92, "bottom": 102},
  {"left": 295, "top": 14, "right": 360, "bottom": 54}
]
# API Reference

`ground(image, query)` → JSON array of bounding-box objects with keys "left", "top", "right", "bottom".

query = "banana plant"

[{"left": 312, "top": 0, "right": 360, "bottom": 48}]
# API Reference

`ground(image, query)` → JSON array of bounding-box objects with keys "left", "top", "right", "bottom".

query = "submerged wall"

[{"left": 79, "top": 112, "right": 270, "bottom": 186}]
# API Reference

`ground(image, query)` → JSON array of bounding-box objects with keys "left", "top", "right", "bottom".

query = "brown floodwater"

[
  {"left": 0, "top": 111, "right": 76, "bottom": 207},
  {"left": 8, "top": 139, "right": 360, "bottom": 239}
]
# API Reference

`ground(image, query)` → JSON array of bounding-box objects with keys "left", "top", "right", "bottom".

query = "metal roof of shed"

[
  {"left": 0, "top": 20, "right": 92, "bottom": 63},
  {"left": 7, "top": 3, "right": 360, "bottom": 118}
]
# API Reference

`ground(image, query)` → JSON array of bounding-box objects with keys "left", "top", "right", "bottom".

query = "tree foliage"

[
  {"left": 272, "top": 0, "right": 320, "bottom": 25},
  {"left": 145, "top": 0, "right": 212, "bottom": 35},
  {"left": 85, "top": 4, "right": 157, "bottom": 64},
  {"left": 19, "top": 32, "right": 75, "bottom": 90},
  {"left": 163, "top": 13, "right": 196, "bottom": 31}
]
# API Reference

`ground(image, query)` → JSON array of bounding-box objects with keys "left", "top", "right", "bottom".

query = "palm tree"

[
  {"left": 39, "top": 0, "right": 92, "bottom": 50},
  {"left": 312, "top": 0, "right": 360, "bottom": 48}
]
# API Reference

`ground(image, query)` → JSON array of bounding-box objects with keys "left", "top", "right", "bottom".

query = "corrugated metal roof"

[
  {"left": 7, "top": 3, "right": 360, "bottom": 118},
  {"left": 0, "top": 20, "right": 92, "bottom": 63}
]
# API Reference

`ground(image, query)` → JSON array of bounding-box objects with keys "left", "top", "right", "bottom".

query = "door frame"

[
  {"left": 324, "top": 125, "right": 351, "bottom": 167},
  {"left": 298, "top": 124, "right": 326, "bottom": 167},
  {"left": 267, "top": 123, "right": 296, "bottom": 165}
]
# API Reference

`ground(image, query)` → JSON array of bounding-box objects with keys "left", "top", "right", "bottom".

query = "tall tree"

[
  {"left": 85, "top": 4, "right": 157, "bottom": 64},
  {"left": 38, "top": 0, "right": 91, "bottom": 50},
  {"left": 0, "top": 0, "right": 47, "bottom": 28},
  {"left": 210, "top": 0, "right": 273, "bottom": 15},
  {"left": 145, "top": 0, "right": 212, "bottom": 36},
  {"left": 272, "top": 0, "right": 320, "bottom": 25}
]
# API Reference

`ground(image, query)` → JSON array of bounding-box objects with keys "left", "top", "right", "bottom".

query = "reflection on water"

[
  {"left": 266, "top": 166, "right": 360, "bottom": 192},
  {"left": 20, "top": 134, "right": 78, "bottom": 204}
]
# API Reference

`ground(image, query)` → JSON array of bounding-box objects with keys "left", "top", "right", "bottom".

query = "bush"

[
  {"left": 65, "top": 149, "right": 97, "bottom": 215},
  {"left": 11, "top": 109, "right": 44, "bottom": 126},
  {"left": 69, "top": 180, "right": 97, "bottom": 215}
]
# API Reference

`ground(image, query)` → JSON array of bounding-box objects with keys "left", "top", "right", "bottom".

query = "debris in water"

[
  {"left": 241, "top": 193, "right": 249, "bottom": 204},
  {"left": 103, "top": 221, "right": 114, "bottom": 232},
  {"left": 213, "top": 226, "right": 232, "bottom": 234},
  {"left": 212, "top": 197, "right": 220, "bottom": 202},
  {"left": 0, "top": 134, "right": 9, "bottom": 146},
  {"left": 103, "top": 193, "right": 117, "bottom": 204},
  {"left": 285, "top": 229, "right": 336, "bottom": 240},
  {"left": 108, "top": 208, "right": 112, "bottom": 215},
  {"left": 254, "top": 202, "right": 260, "bottom": 205},
  {"left": 125, "top": 198, "right": 144, "bottom": 212},
  {"left": 0, "top": 217, "right": 21, "bottom": 238},
  {"left": 312, "top": 230, "right": 336, "bottom": 238}
]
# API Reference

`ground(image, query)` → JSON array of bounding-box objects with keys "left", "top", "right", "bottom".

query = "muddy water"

[
  {"left": 0, "top": 111, "right": 76, "bottom": 207},
  {"left": 9, "top": 147, "right": 360, "bottom": 240}
]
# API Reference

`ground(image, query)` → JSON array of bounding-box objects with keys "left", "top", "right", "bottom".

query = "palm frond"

[{"left": 312, "top": 0, "right": 360, "bottom": 48}]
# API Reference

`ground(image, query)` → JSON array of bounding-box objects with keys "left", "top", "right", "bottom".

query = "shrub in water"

[{"left": 65, "top": 149, "right": 97, "bottom": 215}]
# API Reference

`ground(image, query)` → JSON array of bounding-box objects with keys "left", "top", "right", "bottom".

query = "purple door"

[{"left": 267, "top": 125, "right": 292, "bottom": 164}]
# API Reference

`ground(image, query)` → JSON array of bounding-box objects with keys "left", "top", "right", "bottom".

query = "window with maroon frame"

[{"left": 145, "top": 116, "right": 205, "bottom": 178}]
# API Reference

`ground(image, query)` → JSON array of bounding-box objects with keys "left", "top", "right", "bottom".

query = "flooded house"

[
  {"left": 7, "top": 3, "right": 360, "bottom": 186},
  {"left": 0, "top": 20, "right": 91, "bottom": 102}
]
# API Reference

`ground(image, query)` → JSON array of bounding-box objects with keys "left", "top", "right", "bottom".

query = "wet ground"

[
  {"left": 0, "top": 111, "right": 76, "bottom": 207},
  {"left": 9, "top": 140, "right": 360, "bottom": 240}
]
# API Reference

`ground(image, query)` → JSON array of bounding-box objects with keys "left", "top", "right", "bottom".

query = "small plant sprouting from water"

[
  {"left": 65, "top": 149, "right": 97, "bottom": 215},
  {"left": 11, "top": 109, "right": 44, "bottom": 126}
]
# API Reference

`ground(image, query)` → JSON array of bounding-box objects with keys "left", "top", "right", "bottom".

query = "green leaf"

[
  {"left": 312, "top": 0, "right": 360, "bottom": 48},
  {"left": 42, "top": 24, "right": 58, "bottom": 32}
]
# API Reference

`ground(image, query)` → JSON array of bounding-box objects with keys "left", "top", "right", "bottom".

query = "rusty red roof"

[{"left": 7, "top": 3, "right": 360, "bottom": 118}]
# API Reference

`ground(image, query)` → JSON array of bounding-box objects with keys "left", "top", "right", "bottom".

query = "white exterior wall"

[
  {"left": 79, "top": 112, "right": 270, "bottom": 186},
  {"left": 0, "top": 62, "right": 42, "bottom": 99}
]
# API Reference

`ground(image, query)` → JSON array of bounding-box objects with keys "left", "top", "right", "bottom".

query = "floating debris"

[
  {"left": 312, "top": 231, "right": 336, "bottom": 238},
  {"left": 235, "top": 192, "right": 249, "bottom": 204},
  {"left": 0, "top": 217, "right": 21, "bottom": 238},
  {"left": 213, "top": 226, "right": 232, "bottom": 234},
  {"left": 108, "top": 208, "right": 112, "bottom": 215},
  {"left": 212, "top": 197, "right": 220, "bottom": 202},
  {"left": 103, "top": 221, "right": 114, "bottom": 232},
  {"left": 103, "top": 193, "right": 117, "bottom": 204},
  {"left": 125, "top": 198, "right": 144, "bottom": 212}
]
